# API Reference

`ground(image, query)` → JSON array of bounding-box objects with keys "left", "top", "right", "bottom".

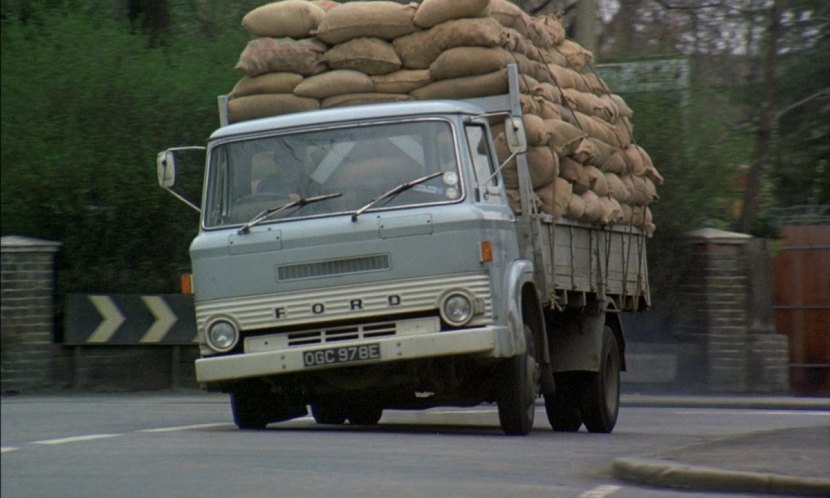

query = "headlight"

[
  {"left": 206, "top": 320, "right": 239, "bottom": 353},
  {"left": 441, "top": 292, "right": 473, "bottom": 326}
]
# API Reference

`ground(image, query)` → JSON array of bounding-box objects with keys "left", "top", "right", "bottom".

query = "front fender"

[{"left": 498, "top": 259, "right": 535, "bottom": 357}]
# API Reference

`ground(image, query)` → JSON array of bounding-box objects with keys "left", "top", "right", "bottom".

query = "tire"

[
  {"left": 311, "top": 403, "right": 347, "bottom": 425},
  {"left": 544, "top": 372, "right": 582, "bottom": 432},
  {"left": 578, "top": 326, "right": 621, "bottom": 433},
  {"left": 347, "top": 405, "right": 383, "bottom": 426},
  {"left": 230, "top": 391, "right": 271, "bottom": 430},
  {"left": 497, "top": 325, "right": 540, "bottom": 436}
]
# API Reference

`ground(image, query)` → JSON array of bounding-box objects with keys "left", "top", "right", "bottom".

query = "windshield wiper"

[
  {"left": 351, "top": 171, "right": 443, "bottom": 222},
  {"left": 238, "top": 192, "right": 342, "bottom": 234}
]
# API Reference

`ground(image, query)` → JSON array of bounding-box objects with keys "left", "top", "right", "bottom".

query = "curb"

[{"left": 613, "top": 457, "right": 830, "bottom": 496}]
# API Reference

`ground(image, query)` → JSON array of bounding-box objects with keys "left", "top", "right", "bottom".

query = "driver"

[{"left": 253, "top": 153, "right": 306, "bottom": 201}]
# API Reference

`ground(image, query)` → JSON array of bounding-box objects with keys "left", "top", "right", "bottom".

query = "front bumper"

[{"left": 195, "top": 325, "right": 504, "bottom": 384}]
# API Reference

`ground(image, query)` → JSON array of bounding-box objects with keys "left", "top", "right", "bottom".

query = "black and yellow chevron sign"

[{"left": 65, "top": 294, "right": 197, "bottom": 345}]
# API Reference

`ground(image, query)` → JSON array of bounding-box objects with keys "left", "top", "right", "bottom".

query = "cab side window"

[{"left": 466, "top": 125, "right": 498, "bottom": 187}]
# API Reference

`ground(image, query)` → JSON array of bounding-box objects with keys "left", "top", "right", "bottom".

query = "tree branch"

[
  {"left": 776, "top": 88, "right": 830, "bottom": 121},
  {"left": 650, "top": 0, "right": 724, "bottom": 12}
]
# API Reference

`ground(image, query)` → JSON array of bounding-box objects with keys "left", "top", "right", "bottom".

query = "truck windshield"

[{"left": 204, "top": 120, "right": 461, "bottom": 228}]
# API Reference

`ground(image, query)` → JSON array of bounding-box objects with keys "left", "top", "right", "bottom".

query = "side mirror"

[
  {"left": 503, "top": 117, "right": 527, "bottom": 154},
  {"left": 157, "top": 150, "right": 177, "bottom": 188}
]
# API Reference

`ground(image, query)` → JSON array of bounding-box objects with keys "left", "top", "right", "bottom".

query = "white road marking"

[
  {"left": 139, "top": 423, "right": 232, "bottom": 433},
  {"left": 675, "top": 409, "right": 830, "bottom": 417},
  {"left": 1, "top": 447, "right": 20, "bottom": 454},
  {"left": 579, "top": 484, "right": 622, "bottom": 498},
  {"left": 30, "top": 434, "right": 121, "bottom": 445}
]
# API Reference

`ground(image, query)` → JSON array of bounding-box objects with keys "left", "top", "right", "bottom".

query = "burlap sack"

[
  {"left": 321, "top": 92, "right": 411, "bottom": 108},
  {"left": 631, "top": 205, "right": 655, "bottom": 236},
  {"left": 615, "top": 118, "right": 634, "bottom": 147},
  {"left": 623, "top": 144, "right": 646, "bottom": 176},
  {"left": 413, "top": 0, "right": 490, "bottom": 28},
  {"left": 537, "top": 15, "right": 565, "bottom": 46},
  {"left": 601, "top": 148, "right": 628, "bottom": 175},
  {"left": 585, "top": 165, "right": 608, "bottom": 197},
  {"left": 537, "top": 177, "right": 572, "bottom": 218},
  {"left": 572, "top": 112, "right": 622, "bottom": 148},
  {"left": 394, "top": 17, "right": 505, "bottom": 70},
  {"left": 545, "top": 119, "right": 586, "bottom": 157},
  {"left": 490, "top": 0, "right": 531, "bottom": 36},
  {"left": 620, "top": 203, "right": 633, "bottom": 224},
  {"left": 570, "top": 137, "right": 599, "bottom": 165},
  {"left": 311, "top": 0, "right": 340, "bottom": 12},
  {"left": 519, "top": 94, "right": 543, "bottom": 116},
  {"left": 578, "top": 137, "right": 617, "bottom": 168},
  {"left": 644, "top": 176, "right": 659, "bottom": 202},
  {"left": 605, "top": 172, "right": 630, "bottom": 203},
  {"left": 228, "top": 94, "right": 320, "bottom": 122},
  {"left": 582, "top": 72, "right": 610, "bottom": 95},
  {"left": 410, "top": 68, "right": 508, "bottom": 100},
  {"left": 505, "top": 189, "right": 543, "bottom": 214},
  {"left": 526, "top": 18, "right": 554, "bottom": 49},
  {"left": 429, "top": 46, "right": 515, "bottom": 81},
  {"left": 565, "top": 190, "right": 586, "bottom": 220},
  {"left": 556, "top": 39, "right": 593, "bottom": 71},
  {"left": 372, "top": 69, "right": 432, "bottom": 93},
  {"left": 235, "top": 37, "right": 327, "bottom": 77},
  {"left": 563, "top": 88, "right": 615, "bottom": 121},
  {"left": 538, "top": 98, "right": 562, "bottom": 120},
  {"left": 511, "top": 52, "right": 553, "bottom": 84},
  {"left": 547, "top": 64, "right": 586, "bottom": 91},
  {"left": 528, "top": 145, "right": 559, "bottom": 188},
  {"left": 623, "top": 174, "right": 650, "bottom": 206},
  {"left": 606, "top": 94, "right": 632, "bottom": 117},
  {"left": 314, "top": 1, "right": 418, "bottom": 45},
  {"left": 580, "top": 190, "right": 602, "bottom": 223},
  {"left": 294, "top": 70, "right": 374, "bottom": 99},
  {"left": 598, "top": 196, "right": 623, "bottom": 225},
  {"left": 559, "top": 157, "right": 589, "bottom": 194},
  {"left": 230, "top": 72, "right": 304, "bottom": 98},
  {"left": 242, "top": 0, "right": 325, "bottom": 38},
  {"left": 323, "top": 37, "right": 401, "bottom": 75},
  {"left": 523, "top": 114, "right": 550, "bottom": 146},
  {"left": 527, "top": 81, "right": 562, "bottom": 105}
]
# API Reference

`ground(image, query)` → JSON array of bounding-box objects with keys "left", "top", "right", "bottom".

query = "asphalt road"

[{"left": 2, "top": 392, "right": 827, "bottom": 498}]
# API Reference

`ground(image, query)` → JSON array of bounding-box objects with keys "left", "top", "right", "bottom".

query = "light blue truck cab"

[{"left": 157, "top": 66, "right": 649, "bottom": 435}]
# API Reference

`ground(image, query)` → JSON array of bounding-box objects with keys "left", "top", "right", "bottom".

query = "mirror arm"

[{"left": 164, "top": 187, "right": 201, "bottom": 213}]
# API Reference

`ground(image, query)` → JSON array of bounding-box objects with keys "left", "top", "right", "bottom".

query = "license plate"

[{"left": 303, "top": 343, "right": 381, "bottom": 367}]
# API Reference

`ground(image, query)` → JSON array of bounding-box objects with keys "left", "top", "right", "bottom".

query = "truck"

[{"left": 157, "top": 65, "right": 649, "bottom": 435}]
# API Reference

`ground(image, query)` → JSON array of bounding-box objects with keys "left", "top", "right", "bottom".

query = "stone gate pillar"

[
  {"left": 1, "top": 236, "right": 62, "bottom": 393},
  {"left": 679, "top": 228, "right": 789, "bottom": 393}
]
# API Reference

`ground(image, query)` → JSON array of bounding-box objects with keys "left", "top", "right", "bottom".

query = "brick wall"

[
  {"left": 679, "top": 229, "right": 789, "bottom": 393},
  {"left": 1, "top": 236, "right": 61, "bottom": 393}
]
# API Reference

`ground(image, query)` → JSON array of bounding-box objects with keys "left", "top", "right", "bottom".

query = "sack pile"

[{"left": 227, "top": 0, "right": 660, "bottom": 235}]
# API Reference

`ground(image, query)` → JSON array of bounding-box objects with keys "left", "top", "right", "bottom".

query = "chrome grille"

[
  {"left": 278, "top": 254, "right": 389, "bottom": 281},
  {"left": 287, "top": 322, "right": 396, "bottom": 346}
]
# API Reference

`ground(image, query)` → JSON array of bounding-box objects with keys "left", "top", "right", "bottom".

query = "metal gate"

[{"left": 773, "top": 224, "right": 830, "bottom": 394}]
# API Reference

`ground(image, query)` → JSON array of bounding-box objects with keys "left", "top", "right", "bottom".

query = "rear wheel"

[
  {"left": 311, "top": 403, "right": 347, "bottom": 425},
  {"left": 347, "top": 405, "right": 383, "bottom": 426},
  {"left": 544, "top": 372, "right": 582, "bottom": 432},
  {"left": 497, "top": 325, "right": 540, "bottom": 436},
  {"left": 578, "top": 326, "right": 621, "bottom": 433}
]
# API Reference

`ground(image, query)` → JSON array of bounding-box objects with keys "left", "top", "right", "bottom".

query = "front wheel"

[
  {"left": 578, "top": 326, "right": 621, "bottom": 433},
  {"left": 497, "top": 325, "right": 540, "bottom": 436}
]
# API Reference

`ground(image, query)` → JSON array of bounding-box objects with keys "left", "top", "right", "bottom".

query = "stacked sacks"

[{"left": 227, "top": 0, "right": 660, "bottom": 236}]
